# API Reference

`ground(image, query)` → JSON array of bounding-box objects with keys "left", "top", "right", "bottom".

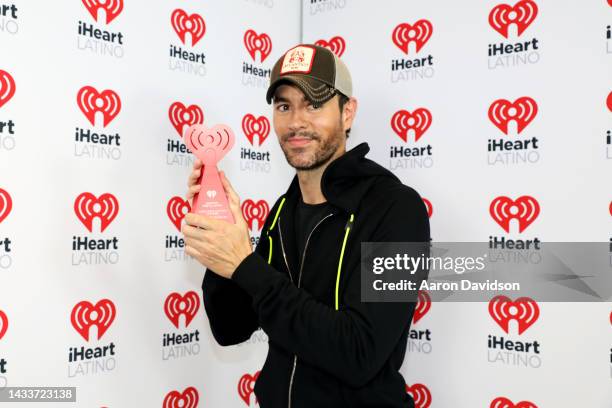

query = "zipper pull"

[{"left": 344, "top": 213, "right": 355, "bottom": 230}]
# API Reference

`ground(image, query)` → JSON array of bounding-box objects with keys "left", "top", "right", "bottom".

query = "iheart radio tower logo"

[
  {"left": 241, "top": 199, "right": 269, "bottom": 231},
  {"left": 171, "top": 9, "right": 206, "bottom": 47},
  {"left": 0, "top": 188, "right": 12, "bottom": 225},
  {"left": 490, "top": 196, "right": 539, "bottom": 233},
  {"left": 0, "top": 70, "right": 16, "bottom": 109},
  {"left": 167, "top": 197, "right": 191, "bottom": 232},
  {"left": 242, "top": 114, "right": 270, "bottom": 146},
  {"left": 391, "top": 108, "right": 432, "bottom": 142},
  {"left": 489, "top": 295, "right": 539, "bottom": 335},
  {"left": 392, "top": 20, "right": 433, "bottom": 54},
  {"left": 422, "top": 198, "right": 433, "bottom": 218},
  {"left": 607, "top": 91, "right": 612, "bottom": 112},
  {"left": 238, "top": 371, "right": 260, "bottom": 406},
  {"left": 0, "top": 310, "right": 8, "bottom": 341},
  {"left": 315, "top": 36, "right": 346, "bottom": 57},
  {"left": 77, "top": 86, "right": 121, "bottom": 127},
  {"left": 488, "top": 97, "right": 538, "bottom": 135},
  {"left": 71, "top": 299, "right": 116, "bottom": 341},
  {"left": 74, "top": 192, "right": 119, "bottom": 233},
  {"left": 164, "top": 291, "right": 200, "bottom": 329},
  {"left": 244, "top": 29, "right": 272, "bottom": 63},
  {"left": 489, "top": 1, "right": 538, "bottom": 39},
  {"left": 163, "top": 387, "right": 199, "bottom": 408},
  {"left": 491, "top": 397, "right": 538, "bottom": 408},
  {"left": 81, "top": 0, "right": 123, "bottom": 25},
  {"left": 168, "top": 102, "right": 204, "bottom": 137},
  {"left": 405, "top": 383, "right": 431, "bottom": 408},
  {"left": 412, "top": 291, "right": 431, "bottom": 324}
]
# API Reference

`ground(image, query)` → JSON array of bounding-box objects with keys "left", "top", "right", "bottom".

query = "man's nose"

[{"left": 287, "top": 109, "right": 308, "bottom": 132}]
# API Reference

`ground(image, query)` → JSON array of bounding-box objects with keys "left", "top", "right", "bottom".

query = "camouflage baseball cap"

[{"left": 265, "top": 44, "right": 353, "bottom": 106}]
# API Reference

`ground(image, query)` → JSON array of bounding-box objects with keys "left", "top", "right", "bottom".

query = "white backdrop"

[{"left": 0, "top": 0, "right": 611, "bottom": 407}]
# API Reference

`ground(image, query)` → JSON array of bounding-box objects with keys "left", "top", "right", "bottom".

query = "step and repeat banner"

[{"left": 0, "top": 0, "right": 611, "bottom": 407}]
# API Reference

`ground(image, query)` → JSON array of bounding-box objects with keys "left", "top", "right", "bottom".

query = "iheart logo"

[
  {"left": 171, "top": 9, "right": 206, "bottom": 47},
  {"left": 0, "top": 188, "right": 12, "bottom": 225},
  {"left": 74, "top": 192, "right": 119, "bottom": 233},
  {"left": 0, "top": 69, "right": 16, "bottom": 109},
  {"left": 82, "top": 0, "right": 123, "bottom": 25},
  {"left": 77, "top": 86, "right": 121, "bottom": 128},
  {"left": 242, "top": 114, "right": 270, "bottom": 146},
  {"left": 241, "top": 199, "right": 270, "bottom": 231},
  {"left": 609, "top": 201, "right": 612, "bottom": 217},
  {"left": 206, "top": 190, "right": 217, "bottom": 199},
  {"left": 163, "top": 387, "right": 199, "bottom": 408},
  {"left": 182, "top": 124, "right": 235, "bottom": 165},
  {"left": 315, "top": 36, "right": 346, "bottom": 57},
  {"left": 405, "top": 383, "right": 431, "bottom": 408},
  {"left": 490, "top": 195, "right": 539, "bottom": 233},
  {"left": 238, "top": 371, "right": 260, "bottom": 406},
  {"left": 491, "top": 397, "right": 538, "bottom": 408},
  {"left": 164, "top": 291, "right": 200, "bottom": 329},
  {"left": 71, "top": 299, "right": 116, "bottom": 341},
  {"left": 392, "top": 20, "right": 433, "bottom": 54},
  {"left": 489, "top": 1, "right": 538, "bottom": 39},
  {"left": 0, "top": 310, "right": 8, "bottom": 341},
  {"left": 422, "top": 198, "right": 433, "bottom": 218},
  {"left": 489, "top": 295, "right": 539, "bottom": 335},
  {"left": 412, "top": 290, "right": 431, "bottom": 324},
  {"left": 391, "top": 108, "right": 432, "bottom": 142},
  {"left": 607, "top": 91, "right": 612, "bottom": 112},
  {"left": 167, "top": 197, "right": 191, "bottom": 232},
  {"left": 168, "top": 102, "right": 204, "bottom": 137},
  {"left": 244, "top": 29, "right": 272, "bottom": 63},
  {"left": 488, "top": 97, "right": 537, "bottom": 135}
]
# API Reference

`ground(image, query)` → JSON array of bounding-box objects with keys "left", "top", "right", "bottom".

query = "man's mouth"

[{"left": 286, "top": 136, "right": 315, "bottom": 147}]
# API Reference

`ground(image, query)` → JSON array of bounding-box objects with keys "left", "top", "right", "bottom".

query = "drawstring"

[{"left": 266, "top": 197, "right": 286, "bottom": 264}]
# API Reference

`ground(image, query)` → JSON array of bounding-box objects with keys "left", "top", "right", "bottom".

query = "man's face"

[{"left": 272, "top": 84, "right": 345, "bottom": 171}]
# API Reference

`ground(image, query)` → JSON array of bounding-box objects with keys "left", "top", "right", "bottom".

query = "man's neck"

[{"left": 297, "top": 147, "right": 345, "bottom": 205}]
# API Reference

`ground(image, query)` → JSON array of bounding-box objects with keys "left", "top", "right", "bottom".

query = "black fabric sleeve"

[
  {"left": 201, "top": 198, "right": 281, "bottom": 346},
  {"left": 231, "top": 188, "right": 430, "bottom": 387}
]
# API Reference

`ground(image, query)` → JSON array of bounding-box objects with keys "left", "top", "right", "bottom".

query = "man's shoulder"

[{"left": 364, "top": 176, "right": 424, "bottom": 209}]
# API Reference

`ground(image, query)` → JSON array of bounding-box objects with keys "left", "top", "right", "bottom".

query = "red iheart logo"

[
  {"left": 0, "top": 70, "right": 15, "bottom": 109},
  {"left": 164, "top": 291, "right": 200, "bottom": 329},
  {"left": 422, "top": 198, "right": 433, "bottom": 218},
  {"left": 391, "top": 108, "right": 432, "bottom": 142},
  {"left": 607, "top": 91, "right": 612, "bottom": 112},
  {"left": 242, "top": 114, "right": 270, "bottom": 147},
  {"left": 315, "top": 36, "right": 346, "bottom": 57},
  {"left": 182, "top": 124, "right": 235, "bottom": 165},
  {"left": 77, "top": 86, "right": 121, "bottom": 128},
  {"left": 168, "top": 102, "right": 204, "bottom": 137},
  {"left": 488, "top": 97, "right": 538, "bottom": 135},
  {"left": 609, "top": 201, "right": 612, "bottom": 217},
  {"left": 238, "top": 371, "right": 260, "bottom": 406},
  {"left": 244, "top": 29, "right": 272, "bottom": 63},
  {"left": 405, "top": 383, "right": 431, "bottom": 408},
  {"left": 0, "top": 188, "right": 12, "bottom": 225},
  {"left": 167, "top": 197, "right": 191, "bottom": 232},
  {"left": 489, "top": 295, "right": 539, "bottom": 335},
  {"left": 490, "top": 195, "right": 539, "bottom": 233},
  {"left": 241, "top": 199, "right": 270, "bottom": 231},
  {"left": 171, "top": 9, "right": 206, "bottom": 47},
  {"left": 489, "top": 1, "right": 538, "bottom": 38},
  {"left": 74, "top": 192, "right": 119, "bottom": 233},
  {"left": 0, "top": 310, "right": 8, "bottom": 341},
  {"left": 412, "top": 291, "right": 431, "bottom": 324},
  {"left": 491, "top": 397, "right": 538, "bottom": 408},
  {"left": 81, "top": 0, "right": 123, "bottom": 25},
  {"left": 71, "top": 299, "right": 116, "bottom": 341},
  {"left": 163, "top": 387, "right": 199, "bottom": 408},
  {"left": 392, "top": 20, "right": 433, "bottom": 54}
]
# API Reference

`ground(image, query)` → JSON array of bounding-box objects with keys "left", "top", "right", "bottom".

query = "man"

[{"left": 182, "top": 44, "right": 430, "bottom": 407}]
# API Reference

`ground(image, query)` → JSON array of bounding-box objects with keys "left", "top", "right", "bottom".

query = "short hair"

[{"left": 338, "top": 93, "right": 351, "bottom": 138}]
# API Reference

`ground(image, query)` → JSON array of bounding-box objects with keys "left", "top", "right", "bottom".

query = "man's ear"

[{"left": 342, "top": 97, "right": 358, "bottom": 132}]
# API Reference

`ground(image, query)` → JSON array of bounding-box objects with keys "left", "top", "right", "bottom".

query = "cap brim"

[{"left": 266, "top": 75, "right": 336, "bottom": 105}]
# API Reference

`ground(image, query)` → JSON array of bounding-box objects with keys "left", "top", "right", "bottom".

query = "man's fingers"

[
  {"left": 184, "top": 212, "right": 220, "bottom": 230},
  {"left": 186, "top": 184, "right": 200, "bottom": 200},
  {"left": 187, "top": 169, "right": 201, "bottom": 187},
  {"left": 220, "top": 171, "right": 240, "bottom": 206}
]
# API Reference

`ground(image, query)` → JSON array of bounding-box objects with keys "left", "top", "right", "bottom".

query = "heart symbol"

[
  {"left": 70, "top": 299, "right": 116, "bottom": 341},
  {"left": 488, "top": 1, "right": 538, "bottom": 39},
  {"left": 242, "top": 114, "right": 270, "bottom": 146},
  {"left": 81, "top": 0, "right": 124, "bottom": 25},
  {"left": 490, "top": 397, "right": 538, "bottom": 408},
  {"left": 315, "top": 36, "right": 346, "bottom": 57},
  {"left": 238, "top": 371, "right": 260, "bottom": 406},
  {"left": 164, "top": 291, "right": 200, "bottom": 329},
  {"left": 0, "top": 70, "right": 16, "bottom": 109},
  {"left": 391, "top": 108, "right": 432, "bottom": 142},
  {"left": 412, "top": 290, "right": 431, "bottom": 324},
  {"left": 171, "top": 9, "right": 206, "bottom": 47},
  {"left": 392, "top": 20, "right": 433, "bottom": 54},
  {"left": 183, "top": 124, "right": 235, "bottom": 165},
  {"left": 168, "top": 102, "right": 204, "bottom": 137},
  {"left": 74, "top": 192, "right": 119, "bottom": 233},
  {"left": 166, "top": 196, "right": 191, "bottom": 232},
  {"left": 0, "top": 188, "right": 13, "bottom": 225},
  {"left": 405, "top": 383, "right": 431, "bottom": 408},
  {"left": 206, "top": 190, "right": 216, "bottom": 199},
  {"left": 163, "top": 387, "right": 199, "bottom": 408},
  {"left": 489, "top": 295, "right": 539, "bottom": 335},
  {"left": 0, "top": 310, "right": 8, "bottom": 340}
]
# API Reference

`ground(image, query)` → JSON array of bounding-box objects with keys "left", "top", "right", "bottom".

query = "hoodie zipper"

[{"left": 279, "top": 213, "right": 335, "bottom": 408}]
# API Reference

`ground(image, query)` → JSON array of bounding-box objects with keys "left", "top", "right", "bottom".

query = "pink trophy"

[{"left": 183, "top": 124, "right": 235, "bottom": 223}]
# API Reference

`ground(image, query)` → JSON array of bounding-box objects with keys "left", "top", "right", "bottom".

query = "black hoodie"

[{"left": 202, "top": 142, "right": 430, "bottom": 407}]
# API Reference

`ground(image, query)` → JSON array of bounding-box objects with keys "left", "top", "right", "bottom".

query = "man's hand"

[{"left": 181, "top": 170, "right": 253, "bottom": 279}]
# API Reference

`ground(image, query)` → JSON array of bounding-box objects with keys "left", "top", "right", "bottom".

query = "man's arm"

[{"left": 230, "top": 188, "right": 430, "bottom": 387}]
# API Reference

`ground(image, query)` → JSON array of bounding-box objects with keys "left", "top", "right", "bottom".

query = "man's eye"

[
  {"left": 308, "top": 103, "right": 321, "bottom": 111},
  {"left": 276, "top": 104, "right": 289, "bottom": 112}
]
